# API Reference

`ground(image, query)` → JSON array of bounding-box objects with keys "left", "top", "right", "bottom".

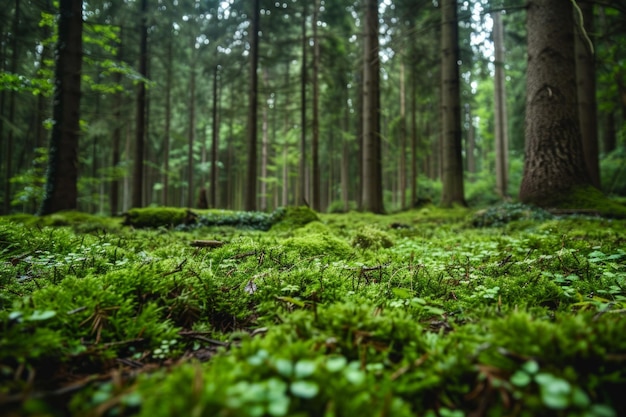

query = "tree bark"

[
  {"left": 162, "top": 26, "right": 172, "bottom": 207},
  {"left": 132, "top": 0, "right": 147, "bottom": 209},
  {"left": 311, "top": 0, "right": 321, "bottom": 211},
  {"left": 40, "top": 0, "right": 83, "bottom": 215},
  {"left": 493, "top": 11, "right": 509, "bottom": 198},
  {"left": 361, "top": 0, "right": 384, "bottom": 213},
  {"left": 187, "top": 40, "right": 196, "bottom": 208},
  {"left": 520, "top": 0, "right": 593, "bottom": 206},
  {"left": 440, "top": 0, "right": 466, "bottom": 207},
  {"left": 244, "top": 0, "right": 260, "bottom": 211},
  {"left": 299, "top": 2, "right": 308, "bottom": 206},
  {"left": 575, "top": 0, "right": 600, "bottom": 188},
  {"left": 210, "top": 64, "right": 219, "bottom": 208}
]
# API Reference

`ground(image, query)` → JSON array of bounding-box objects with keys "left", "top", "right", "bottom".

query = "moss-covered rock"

[
  {"left": 282, "top": 222, "right": 352, "bottom": 258},
  {"left": 270, "top": 205, "right": 320, "bottom": 231},
  {"left": 123, "top": 207, "right": 192, "bottom": 229},
  {"left": 351, "top": 224, "right": 395, "bottom": 250}
]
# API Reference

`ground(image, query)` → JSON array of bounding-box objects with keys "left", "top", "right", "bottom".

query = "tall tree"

[
  {"left": 244, "top": 0, "right": 260, "bottom": 211},
  {"left": 493, "top": 11, "right": 509, "bottom": 198},
  {"left": 299, "top": 2, "right": 308, "bottom": 206},
  {"left": 311, "top": 0, "right": 321, "bottom": 211},
  {"left": 440, "top": 0, "right": 466, "bottom": 207},
  {"left": 361, "top": 0, "right": 384, "bottom": 213},
  {"left": 132, "top": 0, "right": 148, "bottom": 208},
  {"left": 575, "top": 0, "right": 600, "bottom": 188},
  {"left": 40, "top": 0, "right": 83, "bottom": 215},
  {"left": 520, "top": 0, "right": 593, "bottom": 205}
]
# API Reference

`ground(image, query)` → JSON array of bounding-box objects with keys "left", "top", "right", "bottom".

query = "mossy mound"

[
  {"left": 123, "top": 207, "right": 192, "bottom": 229},
  {"left": 4, "top": 211, "right": 122, "bottom": 233},
  {"left": 525, "top": 186, "right": 626, "bottom": 219},
  {"left": 282, "top": 222, "right": 352, "bottom": 258},
  {"left": 351, "top": 224, "right": 395, "bottom": 250},
  {"left": 191, "top": 209, "right": 282, "bottom": 231},
  {"left": 270, "top": 206, "right": 320, "bottom": 231},
  {"left": 472, "top": 203, "right": 554, "bottom": 227}
]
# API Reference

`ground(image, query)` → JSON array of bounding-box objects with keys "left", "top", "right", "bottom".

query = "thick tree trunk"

[
  {"left": 520, "top": 0, "right": 593, "bottom": 206},
  {"left": 440, "top": 0, "right": 466, "bottom": 207},
  {"left": 244, "top": 0, "right": 260, "bottom": 211},
  {"left": 493, "top": 11, "right": 509, "bottom": 198},
  {"left": 575, "top": 0, "right": 600, "bottom": 188},
  {"left": 132, "top": 0, "right": 147, "bottom": 209},
  {"left": 40, "top": 0, "right": 83, "bottom": 215},
  {"left": 361, "top": 0, "right": 384, "bottom": 213}
]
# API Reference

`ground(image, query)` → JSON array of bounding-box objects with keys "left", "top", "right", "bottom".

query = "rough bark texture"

[
  {"left": 311, "top": 0, "right": 321, "bottom": 211},
  {"left": 244, "top": 0, "right": 259, "bottom": 211},
  {"left": 40, "top": 0, "right": 82, "bottom": 215},
  {"left": 440, "top": 0, "right": 466, "bottom": 207},
  {"left": 575, "top": 0, "right": 600, "bottom": 188},
  {"left": 361, "top": 0, "right": 384, "bottom": 213},
  {"left": 520, "top": 0, "right": 592, "bottom": 206}
]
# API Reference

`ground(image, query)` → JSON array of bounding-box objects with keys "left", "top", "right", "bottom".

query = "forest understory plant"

[{"left": 0, "top": 206, "right": 625, "bottom": 416}]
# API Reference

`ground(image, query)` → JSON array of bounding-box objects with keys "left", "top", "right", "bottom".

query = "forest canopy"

[{"left": 0, "top": 0, "right": 625, "bottom": 215}]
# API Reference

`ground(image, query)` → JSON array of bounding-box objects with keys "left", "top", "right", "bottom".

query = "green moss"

[
  {"left": 123, "top": 207, "right": 190, "bottom": 228},
  {"left": 531, "top": 185, "right": 626, "bottom": 218},
  {"left": 270, "top": 205, "right": 320, "bottom": 231},
  {"left": 282, "top": 222, "right": 352, "bottom": 258},
  {"left": 351, "top": 225, "right": 395, "bottom": 250}
]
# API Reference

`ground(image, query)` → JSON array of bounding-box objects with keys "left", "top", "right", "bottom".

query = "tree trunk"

[
  {"left": 132, "top": 0, "right": 147, "bottom": 209},
  {"left": 187, "top": 42, "right": 196, "bottom": 208},
  {"left": 575, "top": 0, "right": 600, "bottom": 188},
  {"left": 399, "top": 61, "right": 407, "bottom": 209},
  {"left": 311, "top": 0, "right": 321, "bottom": 211},
  {"left": 299, "top": 2, "right": 308, "bottom": 206},
  {"left": 520, "top": 0, "right": 593, "bottom": 206},
  {"left": 40, "top": 0, "right": 83, "bottom": 215},
  {"left": 162, "top": 27, "right": 172, "bottom": 206},
  {"left": 260, "top": 67, "right": 269, "bottom": 211},
  {"left": 440, "top": 0, "right": 466, "bottom": 207},
  {"left": 244, "top": 0, "right": 260, "bottom": 211},
  {"left": 493, "top": 11, "right": 509, "bottom": 198},
  {"left": 4, "top": 0, "right": 20, "bottom": 214},
  {"left": 361, "top": 0, "right": 384, "bottom": 213},
  {"left": 210, "top": 64, "right": 219, "bottom": 208}
]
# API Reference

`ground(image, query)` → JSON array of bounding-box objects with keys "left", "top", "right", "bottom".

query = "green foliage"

[
  {"left": 123, "top": 207, "right": 191, "bottom": 228},
  {"left": 1, "top": 209, "right": 626, "bottom": 416},
  {"left": 271, "top": 206, "right": 320, "bottom": 231},
  {"left": 471, "top": 202, "right": 554, "bottom": 227}
]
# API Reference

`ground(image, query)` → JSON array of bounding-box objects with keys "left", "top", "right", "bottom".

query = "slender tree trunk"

[
  {"left": 244, "top": 0, "right": 260, "bottom": 211},
  {"left": 399, "top": 61, "right": 407, "bottom": 210},
  {"left": 410, "top": 61, "right": 417, "bottom": 206},
  {"left": 361, "top": 0, "right": 384, "bottom": 213},
  {"left": 575, "top": 0, "right": 600, "bottom": 188},
  {"left": 282, "top": 59, "right": 290, "bottom": 207},
  {"left": 311, "top": 0, "right": 321, "bottom": 211},
  {"left": 111, "top": 69, "right": 122, "bottom": 214},
  {"left": 210, "top": 64, "right": 219, "bottom": 208},
  {"left": 132, "top": 0, "right": 147, "bottom": 208},
  {"left": 40, "top": 0, "right": 83, "bottom": 215},
  {"left": 4, "top": 0, "right": 20, "bottom": 214},
  {"left": 299, "top": 3, "right": 308, "bottom": 206},
  {"left": 187, "top": 45, "right": 196, "bottom": 208},
  {"left": 493, "top": 11, "right": 509, "bottom": 198},
  {"left": 162, "top": 28, "right": 172, "bottom": 206},
  {"left": 520, "top": 0, "right": 593, "bottom": 205},
  {"left": 260, "top": 67, "right": 269, "bottom": 211},
  {"left": 466, "top": 104, "right": 476, "bottom": 176},
  {"left": 440, "top": 0, "right": 466, "bottom": 207}
]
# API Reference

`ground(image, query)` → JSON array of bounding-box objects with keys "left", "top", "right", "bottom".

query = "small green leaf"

[
  {"left": 294, "top": 360, "right": 316, "bottom": 379},
  {"left": 290, "top": 380, "right": 319, "bottom": 399},
  {"left": 326, "top": 356, "right": 347, "bottom": 373},
  {"left": 510, "top": 370, "right": 532, "bottom": 387},
  {"left": 522, "top": 360, "right": 539, "bottom": 375},
  {"left": 27, "top": 310, "right": 56, "bottom": 321},
  {"left": 274, "top": 359, "right": 293, "bottom": 377}
]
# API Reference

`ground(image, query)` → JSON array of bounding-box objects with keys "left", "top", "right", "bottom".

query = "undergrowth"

[{"left": 0, "top": 205, "right": 625, "bottom": 416}]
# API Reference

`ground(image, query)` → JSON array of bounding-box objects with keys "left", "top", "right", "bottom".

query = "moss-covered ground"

[{"left": 1, "top": 204, "right": 625, "bottom": 417}]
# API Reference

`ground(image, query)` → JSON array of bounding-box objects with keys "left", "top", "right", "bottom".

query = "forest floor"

[{"left": 1, "top": 203, "right": 625, "bottom": 417}]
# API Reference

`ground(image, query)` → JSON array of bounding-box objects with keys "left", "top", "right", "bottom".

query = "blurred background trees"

[{"left": 1, "top": 0, "right": 624, "bottom": 214}]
